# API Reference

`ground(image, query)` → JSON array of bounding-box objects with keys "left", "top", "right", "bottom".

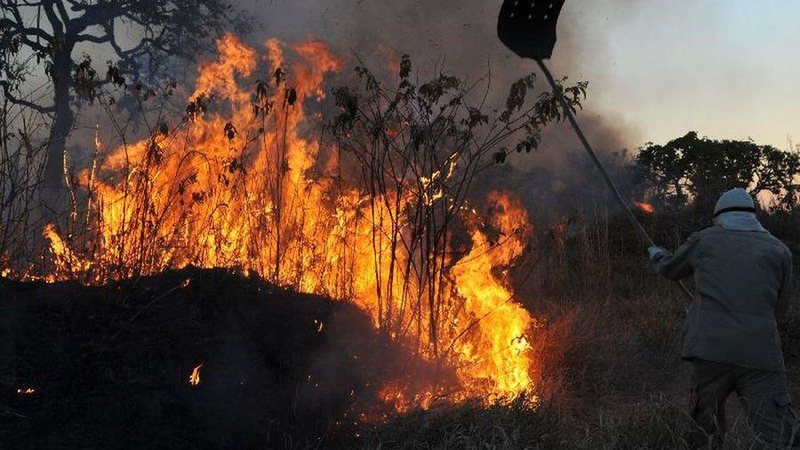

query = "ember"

[
  {"left": 190, "top": 364, "right": 204, "bottom": 386},
  {"left": 634, "top": 202, "right": 655, "bottom": 214}
]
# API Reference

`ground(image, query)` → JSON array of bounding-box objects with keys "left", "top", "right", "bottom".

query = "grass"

[
  {"left": 329, "top": 211, "right": 800, "bottom": 450},
  {"left": 0, "top": 207, "right": 800, "bottom": 450}
]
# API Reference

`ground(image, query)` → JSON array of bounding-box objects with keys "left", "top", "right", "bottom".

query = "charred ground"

[{"left": 0, "top": 266, "right": 429, "bottom": 449}]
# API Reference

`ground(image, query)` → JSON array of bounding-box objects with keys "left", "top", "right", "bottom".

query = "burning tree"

[{"left": 0, "top": 0, "right": 246, "bottom": 214}]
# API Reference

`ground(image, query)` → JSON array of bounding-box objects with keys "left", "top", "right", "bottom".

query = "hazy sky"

[
  {"left": 561, "top": 0, "right": 800, "bottom": 150},
  {"left": 240, "top": 0, "right": 800, "bottom": 151}
]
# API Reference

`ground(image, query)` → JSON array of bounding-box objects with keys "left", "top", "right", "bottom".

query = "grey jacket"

[{"left": 652, "top": 225, "right": 793, "bottom": 371}]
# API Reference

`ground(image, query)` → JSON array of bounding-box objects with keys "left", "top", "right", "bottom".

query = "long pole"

[{"left": 536, "top": 59, "right": 694, "bottom": 301}]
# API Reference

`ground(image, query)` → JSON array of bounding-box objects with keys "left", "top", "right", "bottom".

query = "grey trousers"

[{"left": 689, "top": 359, "right": 800, "bottom": 448}]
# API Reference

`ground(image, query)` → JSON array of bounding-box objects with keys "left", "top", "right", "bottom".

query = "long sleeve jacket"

[{"left": 652, "top": 225, "right": 793, "bottom": 371}]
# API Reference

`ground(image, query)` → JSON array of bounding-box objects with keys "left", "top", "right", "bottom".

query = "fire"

[
  {"left": 189, "top": 364, "right": 204, "bottom": 386},
  {"left": 32, "top": 35, "right": 539, "bottom": 411},
  {"left": 17, "top": 387, "right": 36, "bottom": 396},
  {"left": 451, "top": 193, "right": 535, "bottom": 400},
  {"left": 634, "top": 202, "right": 655, "bottom": 214}
]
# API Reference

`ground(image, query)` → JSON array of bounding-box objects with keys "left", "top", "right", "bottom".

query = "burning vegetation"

[
  {"left": 0, "top": 33, "right": 585, "bottom": 414},
  {"left": 2, "top": 2, "right": 800, "bottom": 448}
]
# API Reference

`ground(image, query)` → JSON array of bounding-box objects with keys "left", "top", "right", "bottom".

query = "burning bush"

[{"left": 2, "top": 34, "right": 586, "bottom": 412}]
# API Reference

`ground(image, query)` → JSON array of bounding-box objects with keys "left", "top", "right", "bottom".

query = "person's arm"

[
  {"left": 776, "top": 251, "right": 793, "bottom": 322},
  {"left": 649, "top": 234, "right": 700, "bottom": 281}
]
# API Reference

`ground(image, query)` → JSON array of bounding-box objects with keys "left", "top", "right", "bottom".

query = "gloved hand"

[{"left": 647, "top": 246, "right": 668, "bottom": 261}]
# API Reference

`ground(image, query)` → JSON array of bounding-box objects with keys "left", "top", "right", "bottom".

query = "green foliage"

[{"left": 636, "top": 131, "right": 800, "bottom": 210}]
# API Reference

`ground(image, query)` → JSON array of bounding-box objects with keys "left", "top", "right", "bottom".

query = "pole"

[{"left": 535, "top": 59, "right": 694, "bottom": 301}]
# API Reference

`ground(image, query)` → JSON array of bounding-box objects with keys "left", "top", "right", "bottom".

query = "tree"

[
  {"left": 636, "top": 131, "right": 800, "bottom": 211},
  {"left": 0, "top": 0, "right": 245, "bottom": 214}
]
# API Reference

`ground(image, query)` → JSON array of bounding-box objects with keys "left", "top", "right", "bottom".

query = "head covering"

[
  {"left": 712, "top": 188, "right": 766, "bottom": 232},
  {"left": 713, "top": 187, "right": 755, "bottom": 216}
]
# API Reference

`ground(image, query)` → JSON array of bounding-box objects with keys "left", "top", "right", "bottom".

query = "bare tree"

[{"left": 0, "top": 0, "right": 246, "bottom": 215}]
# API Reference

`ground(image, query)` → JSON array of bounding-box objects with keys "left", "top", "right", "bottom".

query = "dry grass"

[{"left": 334, "top": 210, "right": 800, "bottom": 450}]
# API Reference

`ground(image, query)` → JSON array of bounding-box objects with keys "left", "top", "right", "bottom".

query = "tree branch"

[
  {"left": 40, "top": 0, "right": 64, "bottom": 37},
  {"left": 0, "top": 81, "right": 56, "bottom": 114},
  {"left": 0, "top": 17, "right": 55, "bottom": 46},
  {"left": 75, "top": 33, "right": 111, "bottom": 44}
]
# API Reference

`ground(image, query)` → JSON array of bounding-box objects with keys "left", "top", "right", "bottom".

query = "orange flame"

[
  {"left": 35, "top": 35, "right": 540, "bottom": 411},
  {"left": 190, "top": 364, "right": 203, "bottom": 386},
  {"left": 634, "top": 202, "right": 655, "bottom": 214}
]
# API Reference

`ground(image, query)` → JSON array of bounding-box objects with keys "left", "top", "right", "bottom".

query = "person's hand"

[{"left": 648, "top": 246, "right": 668, "bottom": 260}]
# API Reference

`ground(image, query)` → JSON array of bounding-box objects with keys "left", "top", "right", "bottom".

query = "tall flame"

[{"left": 37, "top": 35, "right": 539, "bottom": 410}]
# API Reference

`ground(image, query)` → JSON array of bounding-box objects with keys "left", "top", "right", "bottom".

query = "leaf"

[
  {"left": 285, "top": 87, "right": 297, "bottom": 106},
  {"left": 273, "top": 68, "right": 285, "bottom": 86},
  {"left": 399, "top": 54, "right": 412, "bottom": 79},
  {"left": 223, "top": 122, "right": 238, "bottom": 141}
]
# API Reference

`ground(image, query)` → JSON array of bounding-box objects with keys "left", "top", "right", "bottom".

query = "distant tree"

[
  {"left": 0, "top": 0, "right": 246, "bottom": 214},
  {"left": 636, "top": 131, "right": 800, "bottom": 211}
]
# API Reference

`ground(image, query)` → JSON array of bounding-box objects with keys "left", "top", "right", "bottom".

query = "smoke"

[{"left": 233, "top": 0, "right": 644, "bottom": 220}]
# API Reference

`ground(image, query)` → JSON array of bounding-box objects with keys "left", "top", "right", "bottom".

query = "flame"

[
  {"left": 190, "top": 364, "right": 203, "bottom": 386},
  {"left": 451, "top": 193, "right": 535, "bottom": 400},
  {"left": 31, "top": 35, "right": 540, "bottom": 411},
  {"left": 634, "top": 202, "right": 655, "bottom": 214},
  {"left": 17, "top": 387, "right": 36, "bottom": 396}
]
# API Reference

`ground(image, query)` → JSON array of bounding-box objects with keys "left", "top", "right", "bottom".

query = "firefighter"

[{"left": 648, "top": 188, "right": 798, "bottom": 448}]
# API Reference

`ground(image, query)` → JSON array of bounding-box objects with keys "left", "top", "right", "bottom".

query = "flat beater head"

[{"left": 497, "top": 0, "right": 566, "bottom": 60}]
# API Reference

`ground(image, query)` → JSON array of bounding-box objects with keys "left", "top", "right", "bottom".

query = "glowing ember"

[
  {"left": 634, "top": 202, "right": 655, "bottom": 214},
  {"left": 189, "top": 364, "right": 204, "bottom": 386},
  {"left": 17, "top": 387, "right": 36, "bottom": 396}
]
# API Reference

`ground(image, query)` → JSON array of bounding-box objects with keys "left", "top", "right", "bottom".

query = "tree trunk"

[{"left": 40, "top": 43, "right": 75, "bottom": 219}]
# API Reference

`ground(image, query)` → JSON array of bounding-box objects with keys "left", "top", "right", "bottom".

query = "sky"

[
  {"left": 12, "top": 1, "right": 797, "bottom": 155},
  {"left": 559, "top": 0, "right": 800, "bottom": 150},
  {"left": 240, "top": 0, "right": 800, "bottom": 151}
]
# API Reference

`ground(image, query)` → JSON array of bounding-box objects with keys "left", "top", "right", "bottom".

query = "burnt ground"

[{"left": 0, "top": 267, "right": 415, "bottom": 449}]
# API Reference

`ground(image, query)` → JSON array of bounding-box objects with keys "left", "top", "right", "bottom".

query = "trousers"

[{"left": 689, "top": 359, "right": 800, "bottom": 448}]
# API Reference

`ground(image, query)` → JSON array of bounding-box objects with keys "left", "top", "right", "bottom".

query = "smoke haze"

[{"left": 231, "top": 0, "right": 641, "bottom": 217}]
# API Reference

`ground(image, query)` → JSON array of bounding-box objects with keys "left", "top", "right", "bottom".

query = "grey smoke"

[{"left": 230, "top": 0, "right": 641, "bottom": 218}]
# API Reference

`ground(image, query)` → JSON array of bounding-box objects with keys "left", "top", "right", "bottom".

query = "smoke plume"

[{"left": 234, "top": 0, "right": 643, "bottom": 219}]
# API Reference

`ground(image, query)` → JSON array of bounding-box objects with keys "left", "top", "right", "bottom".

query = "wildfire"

[
  {"left": 189, "top": 364, "right": 204, "bottom": 386},
  {"left": 32, "top": 35, "right": 540, "bottom": 411},
  {"left": 634, "top": 202, "right": 655, "bottom": 214}
]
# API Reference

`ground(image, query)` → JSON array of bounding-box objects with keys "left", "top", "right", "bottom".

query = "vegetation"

[
  {"left": 0, "top": 0, "right": 246, "bottom": 212},
  {"left": 636, "top": 131, "right": 800, "bottom": 211},
  {"left": 1, "top": 17, "right": 799, "bottom": 448}
]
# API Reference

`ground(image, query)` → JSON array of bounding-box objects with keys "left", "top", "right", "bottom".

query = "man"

[{"left": 649, "top": 188, "right": 798, "bottom": 448}]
